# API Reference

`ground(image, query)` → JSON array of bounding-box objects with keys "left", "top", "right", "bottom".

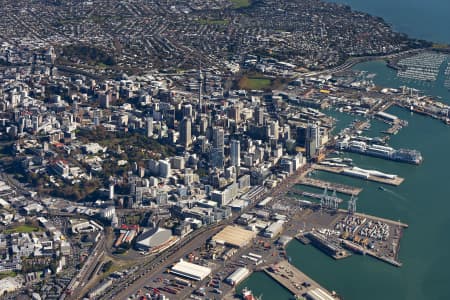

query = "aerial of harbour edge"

[{"left": 0, "top": 1, "right": 449, "bottom": 300}]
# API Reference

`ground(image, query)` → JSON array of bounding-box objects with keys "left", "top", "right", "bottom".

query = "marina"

[{"left": 396, "top": 52, "right": 448, "bottom": 82}]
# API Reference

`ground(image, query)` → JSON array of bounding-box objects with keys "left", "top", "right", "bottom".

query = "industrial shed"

[
  {"left": 211, "top": 225, "right": 256, "bottom": 248},
  {"left": 226, "top": 267, "right": 250, "bottom": 286},
  {"left": 170, "top": 260, "right": 211, "bottom": 281},
  {"left": 263, "top": 220, "right": 284, "bottom": 238}
]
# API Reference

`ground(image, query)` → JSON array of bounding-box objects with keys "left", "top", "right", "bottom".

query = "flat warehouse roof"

[
  {"left": 212, "top": 225, "right": 256, "bottom": 248},
  {"left": 171, "top": 260, "right": 211, "bottom": 281}
]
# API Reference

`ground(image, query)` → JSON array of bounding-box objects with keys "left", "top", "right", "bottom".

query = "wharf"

[
  {"left": 312, "top": 164, "right": 404, "bottom": 186},
  {"left": 296, "top": 234, "right": 311, "bottom": 245},
  {"left": 353, "top": 119, "right": 370, "bottom": 131},
  {"left": 289, "top": 189, "right": 343, "bottom": 203},
  {"left": 338, "top": 209, "right": 409, "bottom": 228},
  {"left": 341, "top": 240, "right": 402, "bottom": 267},
  {"left": 382, "top": 122, "right": 403, "bottom": 135},
  {"left": 263, "top": 260, "right": 339, "bottom": 299},
  {"left": 298, "top": 176, "right": 363, "bottom": 195}
]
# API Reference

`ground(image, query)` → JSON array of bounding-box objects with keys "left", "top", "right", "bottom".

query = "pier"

[
  {"left": 263, "top": 260, "right": 339, "bottom": 299},
  {"left": 353, "top": 119, "right": 371, "bottom": 131},
  {"left": 298, "top": 177, "right": 363, "bottom": 195},
  {"left": 382, "top": 122, "right": 403, "bottom": 135},
  {"left": 341, "top": 240, "right": 403, "bottom": 267},
  {"left": 312, "top": 164, "right": 405, "bottom": 186},
  {"left": 288, "top": 189, "right": 343, "bottom": 204}
]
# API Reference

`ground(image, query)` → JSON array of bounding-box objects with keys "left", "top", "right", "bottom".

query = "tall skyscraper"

[
  {"left": 296, "top": 126, "right": 307, "bottom": 147},
  {"left": 255, "top": 106, "right": 264, "bottom": 126},
  {"left": 198, "top": 64, "right": 203, "bottom": 112},
  {"left": 182, "top": 104, "right": 193, "bottom": 118},
  {"left": 270, "top": 120, "right": 279, "bottom": 140},
  {"left": 212, "top": 127, "right": 224, "bottom": 150},
  {"left": 229, "top": 104, "right": 241, "bottom": 123},
  {"left": 306, "top": 123, "right": 320, "bottom": 159},
  {"left": 211, "top": 127, "right": 225, "bottom": 168},
  {"left": 146, "top": 117, "right": 153, "bottom": 138},
  {"left": 284, "top": 124, "right": 291, "bottom": 140},
  {"left": 230, "top": 139, "right": 241, "bottom": 167},
  {"left": 179, "top": 117, "right": 192, "bottom": 148}
]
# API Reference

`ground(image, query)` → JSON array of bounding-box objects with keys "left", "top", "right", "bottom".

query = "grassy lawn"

[
  {"left": 231, "top": 0, "right": 251, "bottom": 9},
  {"left": 0, "top": 271, "right": 16, "bottom": 279},
  {"left": 238, "top": 77, "right": 272, "bottom": 90},
  {"left": 4, "top": 224, "right": 40, "bottom": 234}
]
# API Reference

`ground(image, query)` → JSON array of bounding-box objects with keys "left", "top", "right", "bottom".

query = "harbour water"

[
  {"left": 240, "top": 2, "right": 450, "bottom": 298},
  {"left": 236, "top": 271, "right": 294, "bottom": 300},
  {"left": 241, "top": 60, "right": 450, "bottom": 299},
  {"left": 328, "top": 0, "right": 450, "bottom": 44},
  {"left": 352, "top": 59, "right": 450, "bottom": 102}
]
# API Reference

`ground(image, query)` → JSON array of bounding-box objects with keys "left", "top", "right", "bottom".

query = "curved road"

[{"left": 102, "top": 225, "right": 225, "bottom": 300}]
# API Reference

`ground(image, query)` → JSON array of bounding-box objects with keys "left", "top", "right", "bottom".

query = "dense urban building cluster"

[
  {"left": 0, "top": 0, "right": 427, "bottom": 74},
  {"left": 0, "top": 39, "right": 336, "bottom": 298},
  {"left": 0, "top": 1, "right": 448, "bottom": 300}
]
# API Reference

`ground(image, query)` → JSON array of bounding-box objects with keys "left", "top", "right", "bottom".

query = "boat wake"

[{"left": 380, "top": 187, "right": 406, "bottom": 201}]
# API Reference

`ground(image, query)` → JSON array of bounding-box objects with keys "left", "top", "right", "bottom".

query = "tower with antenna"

[{"left": 198, "top": 62, "right": 203, "bottom": 113}]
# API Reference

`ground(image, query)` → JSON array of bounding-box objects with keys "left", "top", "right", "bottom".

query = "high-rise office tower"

[
  {"left": 212, "top": 127, "right": 224, "bottom": 150},
  {"left": 211, "top": 127, "right": 225, "bottom": 168},
  {"left": 146, "top": 117, "right": 153, "bottom": 138},
  {"left": 230, "top": 139, "right": 241, "bottom": 167},
  {"left": 229, "top": 104, "right": 241, "bottom": 123},
  {"left": 306, "top": 123, "right": 320, "bottom": 159},
  {"left": 182, "top": 104, "right": 193, "bottom": 118},
  {"left": 179, "top": 117, "right": 192, "bottom": 148},
  {"left": 255, "top": 106, "right": 264, "bottom": 126}
]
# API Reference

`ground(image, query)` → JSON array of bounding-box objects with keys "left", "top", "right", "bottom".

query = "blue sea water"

[
  {"left": 240, "top": 1, "right": 450, "bottom": 299},
  {"left": 329, "top": 0, "right": 450, "bottom": 44}
]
